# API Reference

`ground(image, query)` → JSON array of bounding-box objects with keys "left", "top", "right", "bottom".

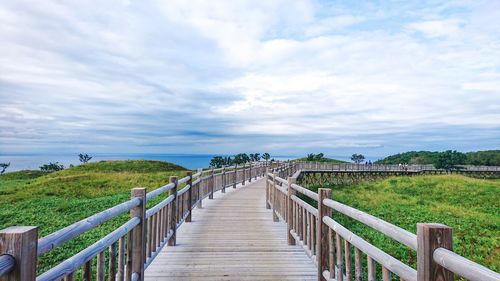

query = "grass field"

[
  {"left": 306, "top": 175, "right": 500, "bottom": 272},
  {"left": 0, "top": 160, "right": 187, "bottom": 274}
]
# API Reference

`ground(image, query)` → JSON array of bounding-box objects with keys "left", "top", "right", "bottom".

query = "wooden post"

[
  {"left": 130, "top": 188, "right": 146, "bottom": 281},
  {"left": 272, "top": 172, "right": 279, "bottom": 222},
  {"left": 221, "top": 166, "right": 226, "bottom": 193},
  {"left": 209, "top": 169, "right": 214, "bottom": 199},
  {"left": 197, "top": 168, "right": 203, "bottom": 209},
  {"left": 287, "top": 176, "right": 296, "bottom": 245},
  {"left": 168, "top": 177, "right": 178, "bottom": 246},
  {"left": 249, "top": 163, "right": 252, "bottom": 182},
  {"left": 186, "top": 171, "right": 193, "bottom": 222},
  {"left": 265, "top": 168, "right": 271, "bottom": 209},
  {"left": 417, "top": 223, "right": 453, "bottom": 281},
  {"left": 0, "top": 226, "right": 37, "bottom": 281},
  {"left": 233, "top": 164, "right": 237, "bottom": 189},
  {"left": 242, "top": 163, "right": 246, "bottom": 185},
  {"left": 317, "top": 188, "right": 332, "bottom": 281}
]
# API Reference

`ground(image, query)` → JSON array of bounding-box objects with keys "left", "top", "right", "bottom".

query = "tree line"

[
  {"left": 375, "top": 150, "right": 500, "bottom": 168},
  {"left": 209, "top": 153, "right": 272, "bottom": 168}
]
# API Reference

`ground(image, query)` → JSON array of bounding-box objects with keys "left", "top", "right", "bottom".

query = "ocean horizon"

[
  {"left": 0, "top": 153, "right": 384, "bottom": 172},
  {"left": 0, "top": 153, "right": 297, "bottom": 171}
]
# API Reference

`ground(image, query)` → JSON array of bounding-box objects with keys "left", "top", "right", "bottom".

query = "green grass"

[
  {"left": 0, "top": 160, "right": 187, "bottom": 274},
  {"left": 306, "top": 175, "right": 500, "bottom": 272}
]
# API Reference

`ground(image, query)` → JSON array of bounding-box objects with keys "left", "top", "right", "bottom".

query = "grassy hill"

[
  {"left": 306, "top": 175, "right": 500, "bottom": 271},
  {"left": 0, "top": 160, "right": 187, "bottom": 273},
  {"left": 375, "top": 150, "right": 500, "bottom": 166}
]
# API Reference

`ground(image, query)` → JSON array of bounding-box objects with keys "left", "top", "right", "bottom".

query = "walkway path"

[{"left": 144, "top": 178, "right": 317, "bottom": 281}]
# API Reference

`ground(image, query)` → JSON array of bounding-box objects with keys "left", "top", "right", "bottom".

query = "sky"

[{"left": 1, "top": 0, "right": 499, "bottom": 157}]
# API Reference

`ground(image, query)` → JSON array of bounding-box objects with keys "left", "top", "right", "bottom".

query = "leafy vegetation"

[
  {"left": 209, "top": 152, "right": 269, "bottom": 168},
  {"left": 0, "top": 162, "right": 10, "bottom": 174},
  {"left": 376, "top": 150, "right": 500, "bottom": 166},
  {"left": 39, "top": 162, "right": 65, "bottom": 172},
  {"left": 297, "top": 153, "right": 346, "bottom": 163},
  {"left": 351, "top": 153, "right": 365, "bottom": 163},
  {"left": 306, "top": 175, "right": 500, "bottom": 271},
  {"left": 465, "top": 150, "right": 500, "bottom": 166},
  {"left": 78, "top": 153, "right": 92, "bottom": 163},
  {"left": 0, "top": 160, "right": 187, "bottom": 273}
]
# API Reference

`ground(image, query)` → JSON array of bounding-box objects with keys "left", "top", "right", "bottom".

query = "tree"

[
  {"left": 315, "top": 153, "right": 324, "bottom": 161},
  {"left": 262, "top": 153, "right": 271, "bottom": 162},
  {"left": 79, "top": 153, "right": 93, "bottom": 163},
  {"left": 0, "top": 162, "right": 10, "bottom": 174},
  {"left": 209, "top": 156, "right": 225, "bottom": 168},
  {"left": 233, "top": 153, "right": 250, "bottom": 165},
  {"left": 435, "top": 150, "right": 466, "bottom": 170},
  {"left": 351, "top": 153, "right": 365, "bottom": 164},
  {"left": 249, "top": 153, "right": 261, "bottom": 162},
  {"left": 306, "top": 153, "right": 315, "bottom": 161},
  {"left": 40, "top": 162, "right": 64, "bottom": 173},
  {"left": 223, "top": 156, "right": 233, "bottom": 166}
]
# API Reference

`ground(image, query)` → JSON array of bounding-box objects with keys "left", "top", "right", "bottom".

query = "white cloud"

[
  {"left": 405, "top": 19, "right": 463, "bottom": 38},
  {"left": 0, "top": 1, "right": 499, "bottom": 155}
]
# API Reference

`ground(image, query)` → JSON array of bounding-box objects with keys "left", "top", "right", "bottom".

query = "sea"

[
  {"left": 0, "top": 153, "right": 382, "bottom": 172},
  {"left": 0, "top": 153, "right": 300, "bottom": 172}
]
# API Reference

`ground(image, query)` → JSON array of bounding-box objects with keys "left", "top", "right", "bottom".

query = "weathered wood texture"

[
  {"left": 144, "top": 178, "right": 317, "bottom": 281},
  {"left": 0, "top": 226, "right": 38, "bottom": 281}
]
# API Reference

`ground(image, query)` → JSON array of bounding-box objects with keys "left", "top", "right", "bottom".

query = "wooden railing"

[
  {"left": 266, "top": 168, "right": 500, "bottom": 281},
  {"left": 297, "top": 162, "right": 500, "bottom": 172},
  {"left": 0, "top": 161, "right": 271, "bottom": 281}
]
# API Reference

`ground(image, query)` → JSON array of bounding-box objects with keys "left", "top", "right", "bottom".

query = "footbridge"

[{"left": 1, "top": 162, "right": 499, "bottom": 281}]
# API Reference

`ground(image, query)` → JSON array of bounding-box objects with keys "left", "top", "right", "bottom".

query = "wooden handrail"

[
  {"left": 0, "top": 254, "right": 14, "bottom": 277},
  {"left": 0, "top": 161, "right": 271, "bottom": 281},
  {"left": 267, "top": 171, "right": 500, "bottom": 281},
  {"left": 323, "top": 216, "right": 417, "bottom": 281},
  {"left": 322, "top": 198, "right": 417, "bottom": 250},
  {"left": 37, "top": 217, "right": 140, "bottom": 281},
  {"left": 433, "top": 248, "right": 500, "bottom": 281},
  {"left": 37, "top": 197, "right": 141, "bottom": 255}
]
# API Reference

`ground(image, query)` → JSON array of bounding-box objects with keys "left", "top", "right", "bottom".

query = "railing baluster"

[
  {"left": 83, "top": 260, "right": 92, "bottom": 281},
  {"left": 367, "top": 256, "right": 376, "bottom": 281},
  {"left": 168, "top": 177, "right": 178, "bottom": 246},
  {"left": 328, "top": 228, "right": 335, "bottom": 279},
  {"left": 354, "top": 247, "right": 362, "bottom": 281},
  {"left": 336, "top": 233, "right": 344, "bottom": 281},
  {"left": 109, "top": 243, "right": 117, "bottom": 281},
  {"left": 96, "top": 251, "right": 105, "bottom": 281},
  {"left": 117, "top": 237, "right": 125, "bottom": 281},
  {"left": 345, "top": 240, "right": 352, "bottom": 281},
  {"left": 383, "top": 266, "right": 391, "bottom": 281}
]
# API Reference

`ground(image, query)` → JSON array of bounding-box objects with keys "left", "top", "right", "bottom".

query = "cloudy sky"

[{"left": 1, "top": 0, "right": 499, "bottom": 157}]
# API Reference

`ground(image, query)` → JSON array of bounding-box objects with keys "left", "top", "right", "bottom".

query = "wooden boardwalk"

[{"left": 144, "top": 178, "right": 317, "bottom": 281}]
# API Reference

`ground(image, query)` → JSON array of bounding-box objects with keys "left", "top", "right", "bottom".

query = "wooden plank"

[{"left": 144, "top": 178, "right": 316, "bottom": 280}]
